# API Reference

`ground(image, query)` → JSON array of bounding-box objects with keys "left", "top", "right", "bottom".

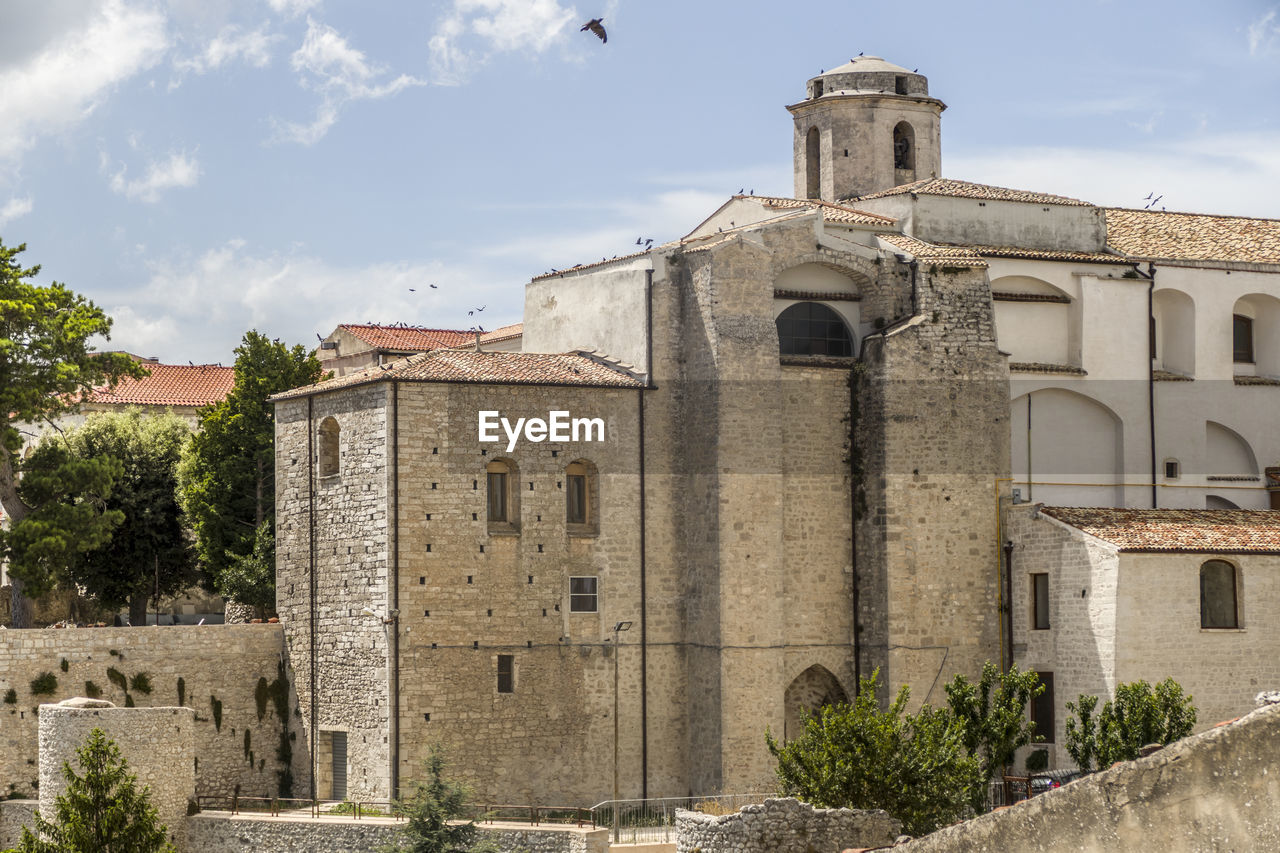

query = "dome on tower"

[{"left": 803, "top": 55, "right": 930, "bottom": 100}]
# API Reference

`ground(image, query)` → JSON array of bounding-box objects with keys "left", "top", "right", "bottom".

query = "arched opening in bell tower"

[
  {"left": 893, "top": 121, "right": 915, "bottom": 181},
  {"left": 805, "top": 127, "right": 820, "bottom": 199}
]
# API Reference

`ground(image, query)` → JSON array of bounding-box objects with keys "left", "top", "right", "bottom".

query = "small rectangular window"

[
  {"left": 1165, "top": 460, "right": 1180, "bottom": 480},
  {"left": 567, "top": 474, "right": 587, "bottom": 524},
  {"left": 570, "top": 576, "right": 598, "bottom": 613},
  {"left": 894, "top": 75, "right": 908, "bottom": 95},
  {"left": 1031, "top": 573, "right": 1050, "bottom": 630},
  {"left": 1031, "top": 672, "right": 1055, "bottom": 743},
  {"left": 487, "top": 472, "right": 508, "bottom": 522},
  {"left": 497, "top": 655, "right": 514, "bottom": 694},
  {"left": 1234, "top": 314, "right": 1254, "bottom": 363}
]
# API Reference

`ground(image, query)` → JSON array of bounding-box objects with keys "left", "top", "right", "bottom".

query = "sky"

[{"left": 1, "top": 0, "right": 1279, "bottom": 365}]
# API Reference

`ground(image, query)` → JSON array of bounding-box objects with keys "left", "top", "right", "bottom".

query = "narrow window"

[
  {"left": 497, "top": 655, "right": 514, "bottom": 693},
  {"left": 1234, "top": 314, "right": 1254, "bottom": 363},
  {"left": 567, "top": 463, "right": 588, "bottom": 525},
  {"left": 805, "top": 127, "right": 820, "bottom": 199},
  {"left": 570, "top": 576, "right": 598, "bottom": 613},
  {"left": 487, "top": 470, "right": 507, "bottom": 521},
  {"left": 486, "top": 460, "right": 518, "bottom": 528},
  {"left": 894, "top": 75, "right": 908, "bottom": 95},
  {"left": 1030, "top": 672, "right": 1055, "bottom": 743},
  {"left": 1164, "top": 459, "right": 1180, "bottom": 480},
  {"left": 318, "top": 417, "right": 340, "bottom": 477},
  {"left": 1031, "top": 573, "right": 1050, "bottom": 630},
  {"left": 892, "top": 122, "right": 915, "bottom": 172},
  {"left": 1200, "top": 560, "right": 1239, "bottom": 628}
]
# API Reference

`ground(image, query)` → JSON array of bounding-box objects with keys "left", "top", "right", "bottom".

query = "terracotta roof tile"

[
  {"left": 339, "top": 324, "right": 475, "bottom": 351},
  {"left": 1104, "top": 208, "right": 1280, "bottom": 265},
  {"left": 963, "top": 244, "right": 1127, "bottom": 264},
  {"left": 878, "top": 234, "right": 987, "bottom": 266},
  {"left": 746, "top": 195, "right": 896, "bottom": 226},
  {"left": 479, "top": 323, "right": 522, "bottom": 344},
  {"left": 853, "top": 177, "right": 1092, "bottom": 207},
  {"left": 1041, "top": 507, "right": 1280, "bottom": 553},
  {"left": 273, "top": 349, "right": 644, "bottom": 400},
  {"left": 85, "top": 363, "right": 234, "bottom": 408}
]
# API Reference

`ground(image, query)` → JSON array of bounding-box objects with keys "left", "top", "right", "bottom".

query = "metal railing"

[
  {"left": 591, "top": 794, "right": 773, "bottom": 843},
  {"left": 463, "top": 804, "right": 593, "bottom": 826},
  {"left": 193, "top": 796, "right": 404, "bottom": 820}
]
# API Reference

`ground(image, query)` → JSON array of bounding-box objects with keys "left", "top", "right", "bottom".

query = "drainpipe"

[
  {"left": 1146, "top": 263, "right": 1158, "bottom": 508},
  {"left": 390, "top": 381, "right": 401, "bottom": 800},
  {"left": 849, "top": 367, "right": 861, "bottom": 695},
  {"left": 638, "top": 268, "right": 653, "bottom": 798},
  {"left": 1002, "top": 540, "right": 1015, "bottom": 673},
  {"left": 308, "top": 396, "right": 317, "bottom": 800}
]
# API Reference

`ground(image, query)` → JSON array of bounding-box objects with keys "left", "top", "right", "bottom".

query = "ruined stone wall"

[
  {"left": 0, "top": 624, "right": 305, "bottom": 800},
  {"left": 899, "top": 702, "right": 1280, "bottom": 852},
  {"left": 857, "top": 262, "right": 1009, "bottom": 707},
  {"left": 39, "top": 702, "right": 194, "bottom": 844},
  {"left": 275, "top": 384, "right": 391, "bottom": 801},
  {"left": 675, "top": 798, "right": 901, "bottom": 853}
]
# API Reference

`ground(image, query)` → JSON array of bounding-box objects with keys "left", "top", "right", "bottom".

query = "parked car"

[{"left": 1030, "top": 768, "right": 1082, "bottom": 795}]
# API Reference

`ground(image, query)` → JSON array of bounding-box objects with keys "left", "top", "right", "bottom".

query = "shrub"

[
  {"left": 83, "top": 682, "right": 102, "bottom": 700},
  {"left": 944, "top": 662, "right": 1043, "bottom": 810},
  {"left": 129, "top": 673, "right": 152, "bottom": 695},
  {"left": 381, "top": 749, "right": 501, "bottom": 853},
  {"left": 3, "top": 688, "right": 16, "bottom": 705},
  {"left": 766, "top": 670, "right": 980, "bottom": 836},
  {"left": 1065, "top": 678, "right": 1196, "bottom": 773},
  {"left": 29, "top": 673, "right": 58, "bottom": 696}
]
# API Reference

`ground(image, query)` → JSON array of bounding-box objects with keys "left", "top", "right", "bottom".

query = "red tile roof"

[
  {"left": 854, "top": 177, "right": 1092, "bottom": 207},
  {"left": 85, "top": 363, "right": 234, "bottom": 408},
  {"left": 1104, "top": 208, "right": 1280, "bottom": 265},
  {"left": 479, "top": 323, "right": 523, "bottom": 344},
  {"left": 746, "top": 195, "right": 897, "bottom": 226},
  {"left": 339, "top": 324, "right": 475, "bottom": 351},
  {"left": 1040, "top": 507, "right": 1280, "bottom": 553},
  {"left": 273, "top": 349, "right": 644, "bottom": 400}
]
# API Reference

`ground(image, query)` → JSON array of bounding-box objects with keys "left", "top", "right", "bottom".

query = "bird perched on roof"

[{"left": 581, "top": 18, "right": 606, "bottom": 43}]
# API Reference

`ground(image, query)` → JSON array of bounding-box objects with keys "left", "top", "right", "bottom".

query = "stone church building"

[{"left": 271, "top": 56, "right": 1280, "bottom": 804}]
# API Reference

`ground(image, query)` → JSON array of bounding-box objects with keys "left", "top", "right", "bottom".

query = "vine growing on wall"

[
  {"left": 210, "top": 695, "right": 223, "bottom": 732},
  {"left": 845, "top": 363, "right": 867, "bottom": 522}
]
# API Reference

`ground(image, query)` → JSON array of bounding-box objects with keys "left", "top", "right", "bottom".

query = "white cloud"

[
  {"left": 109, "top": 151, "right": 201, "bottom": 202},
  {"left": 948, "top": 131, "right": 1280, "bottom": 218},
  {"left": 172, "top": 23, "right": 280, "bottom": 76},
  {"left": 1248, "top": 9, "right": 1279, "bottom": 55},
  {"left": 273, "top": 18, "right": 423, "bottom": 144},
  {"left": 0, "top": 0, "right": 168, "bottom": 168},
  {"left": 429, "top": 0, "right": 579, "bottom": 84},
  {"left": 267, "top": 0, "right": 321, "bottom": 18},
  {"left": 0, "top": 196, "right": 34, "bottom": 226}
]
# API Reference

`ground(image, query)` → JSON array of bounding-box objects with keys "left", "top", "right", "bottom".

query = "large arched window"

[
  {"left": 1200, "top": 560, "right": 1239, "bottom": 628},
  {"left": 776, "top": 302, "right": 853, "bottom": 357},
  {"left": 893, "top": 122, "right": 915, "bottom": 174},
  {"left": 318, "top": 417, "right": 340, "bottom": 477}
]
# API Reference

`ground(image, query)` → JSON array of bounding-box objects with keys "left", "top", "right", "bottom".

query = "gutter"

[
  {"left": 307, "top": 396, "right": 318, "bottom": 800},
  {"left": 1144, "top": 263, "right": 1158, "bottom": 508},
  {"left": 390, "top": 381, "right": 401, "bottom": 799},
  {"left": 638, "top": 268, "right": 652, "bottom": 798}
]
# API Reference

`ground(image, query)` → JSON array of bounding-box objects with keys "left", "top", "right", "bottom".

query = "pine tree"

[
  {"left": 383, "top": 749, "right": 500, "bottom": 853},
  {"left": 8, "top": 728, "right": 174, "bottom": 853}
]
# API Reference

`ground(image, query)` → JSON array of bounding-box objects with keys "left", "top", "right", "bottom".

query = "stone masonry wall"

[
  {"left": 275, "top": 384, "right": 391, "bottom": 801},
  {"left": 185, "top": 815, "right": 608, "bottom": 853},
  {"left": 0, "top": 800, "right": 36, "bottom": 849},
  {"left": 898, "top": 701, "right": 1280, "bottom": 853},
  {"left": 0, "top": 624, "right": 306, "bottom": 801},
  {"left": 39, "top": 702, "right": 194, "bottom": 845},
  {"left": 675, "top": 798, "right": 901, "bottom": 853}
]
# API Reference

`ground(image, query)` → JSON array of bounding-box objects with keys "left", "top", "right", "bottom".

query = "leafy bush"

[
  {"left": 3, "top": 689, "right": 16, "bottom": 705},
  {"left": 944, "top": 662, "right": 1043, "bottom": 809},
  {"left": 1065, "top": 678, "right": 1196, "bottom": 773},
  {"left": 766, "top": 670, "right": 980, "bottom": 836},
  {"left": 129, "top": 673, "right": 152, "bottom": 695},
  {"left": 29, "top": 673, "right": 58, "bottom": 696}
]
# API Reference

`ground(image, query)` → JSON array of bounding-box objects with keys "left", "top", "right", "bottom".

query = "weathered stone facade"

[
  {"left": 675, "top": 798, "right": 901, "bottom": 853},
  {"left": 0, "top": 625, "right": 306, "bottom": 800},
  {"left": 39, "top": 700, "right": 195, "bottom": 845}
]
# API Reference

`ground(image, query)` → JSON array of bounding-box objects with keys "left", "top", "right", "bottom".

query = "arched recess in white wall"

[
  {"left": 991, "top": 276, "right": 1073, "bottom": 367},
  {"left": 1153, "top": 289, "right": 1195, "bottom": 376},
  {"left": 774, "top": 263, "right": 863, "bottom": 349},
  {"left": 1205, "top": 421, "right": 1258, "bottom": 478},
  {"left": 1207, "top": 494, "right": 1241, "bottom": 509},
  {"left": 1232, "top": 294, "right": 1280, "bottom": 377},
  {"left": 1011, "top": 388, "right": 1124, "bottom": 506}
]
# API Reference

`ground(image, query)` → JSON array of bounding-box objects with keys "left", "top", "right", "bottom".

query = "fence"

[
  {"left": 193, "top": 796, "right": 403, "bottom": 820},
  {"left": 590, "top": 794, "right": 773, "bottom": 843}
]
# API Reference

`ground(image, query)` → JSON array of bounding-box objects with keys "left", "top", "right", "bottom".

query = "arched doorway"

[{"left": 784, "top": 665, "right": 849, "bottom": 741}]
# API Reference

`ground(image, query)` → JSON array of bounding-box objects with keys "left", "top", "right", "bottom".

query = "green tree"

[
  {"left": 766, "top": 670, "right": 981, "bottom": 836},
  {"left": 945, "top": 662, "right": 1043, "bottom": 809},
  {"left": 26, "top": 410, "right": 198, "bottom": 625},
  {"left": 177, "top": 331, "right": 323, "bottom": 614},
  {"left": 7, "top": 727, "right": 174, "bottom": 853},
  {"left": 1065, "top": 678, "right": 1197, "bottom": 772},
  {"left": 382, "top": 748, "right": 500, "bottom": 853},
  {"left": 0, "top": 238, "right": 144, "bottom": 627}
]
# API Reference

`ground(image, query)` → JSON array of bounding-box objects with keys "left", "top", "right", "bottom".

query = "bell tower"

[{"left": 786, "top": 56, "right": 945, "bottom": 202}]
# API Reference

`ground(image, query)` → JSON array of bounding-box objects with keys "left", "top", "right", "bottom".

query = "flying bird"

[
  {"left": 581, "top": 18, "right": 606, "bottom": 42},
  {"left": 429, "top": 284, "right": 438, "bottom": 289},
  {"left": 409, "top": 288, "right": 416, "bottom": 292}
]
